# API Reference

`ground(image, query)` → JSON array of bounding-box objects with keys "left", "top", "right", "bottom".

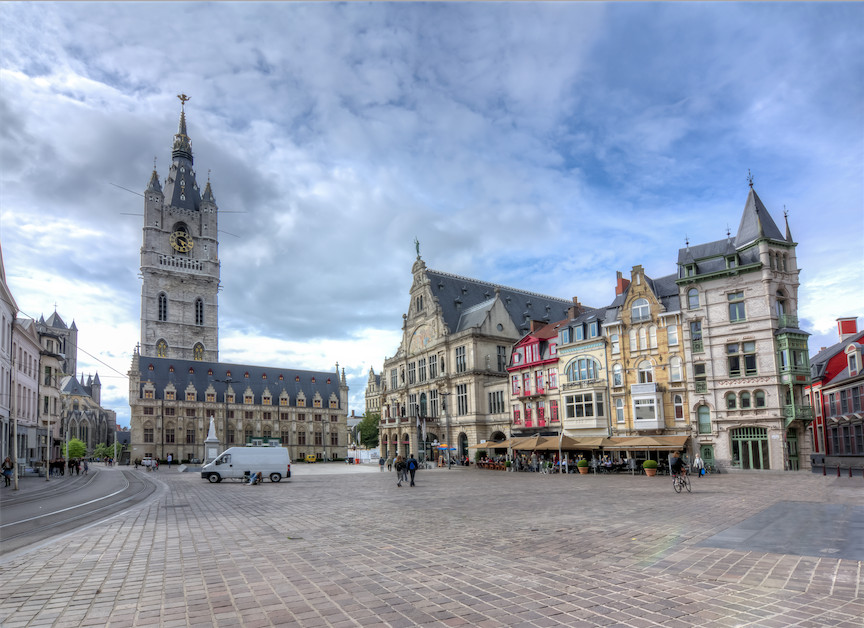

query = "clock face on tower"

[{"left": 169, "top": 230, "right": 194, "bottom": 253}]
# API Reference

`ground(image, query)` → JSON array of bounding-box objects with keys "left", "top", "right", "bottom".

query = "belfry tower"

[{"left": 139, "top": 95, "right": 220, "bottom": 362}]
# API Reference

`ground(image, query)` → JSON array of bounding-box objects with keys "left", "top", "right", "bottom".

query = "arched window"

[
  {"left": 610, "top": 333, "right": 620, "bottom": 354},
  {"left": 566, "top": 357, "right": 600, "bottom": 382},
  {"left": 612, "top": 364, "right": 623, "bottom": 387},
  {"left": 697, "top": 406, "right": 711, "bottom": 434},
  {"left": 674, "top": 394, "right": 684, "bottom": 419},
  {"left": 615, "top": 398, "right": 625, "bottom": 423},
  {"left": 637, "top": 360, "right": 653, "bottom": 383},
  {"left": 193, "top": 343, "right": 204, "bottom": 361},
  {"left": 156, "top": 339, "right": 168, "bottom": 358},
  {"left": 632, "top": 298, "right": 650, "bottom": 322},
  {"left": 195, "top": 298, "right": 204, "bottom": 326},
  {"left": 669, "top": 356, "right": 683, "bottom": 382},
  {"left": 775, "top": 290, "right": 786, "bottom": 319},
  {"left": 754, "top": 390, "right": 766, "bottom": 408},
  {"left": 726, "top": 392, "right": 737, "bottom": 409},
  {"left": 629, "top": 329, "right": 637, "bottom": 350},
  {"left": 740, "top": 391, "right": 751, "bottom": 409},
  {"left": 158, "top": 293, "right": 168, "bottom": 321},
  {"left": 770, "top": 252, "right": 776, "bottom": 270},
  {"left": 782, "top": 254, "right": 788, "bottom": 271},
  {"left": 687, "top": 288, "right": 700, "bottom": 309},
  {"left": 639, "top": 328, "right": 647, "bottom": 350},
  {"left": 649, "top": 325, "right": 658, "bottom": 349}
]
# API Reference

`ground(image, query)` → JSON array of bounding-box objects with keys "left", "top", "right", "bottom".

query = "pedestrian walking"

[
  {"left": 2, "top": 456, "right": 13, "bottom": 487},
  {"left": 407, "top": 454, "right": 418, "bottom": 486},
  {"left": 83, "top": 459, "right": 89, "bottom": 475},
  {"left": 386, "top": 457, "right": 393, "bottom": 472},
  {"left": 379, "top": 456, "right": 385, "bottom": 472},
  {"left": 692, "top": 453, "right": 705, "bottom": 478},
  {"left": 394, "top": 455, "right": 407, "bottom": 486}
]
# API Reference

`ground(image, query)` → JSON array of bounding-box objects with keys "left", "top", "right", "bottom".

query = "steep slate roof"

[
  {"left": 44, "top": 311, "right": 67, "bottom": 329},
  {"left": 136, "top": 356, "right": 343, "bottom": 408},
  {"left": 735, "top": 187, "right": 785, "bottom": 248},
  {"left": 426, "top": 269, "right": 572, "bottom": 336},
  {"left": 810, "top": 331, "right": 864, "bottom": 381},
  {"left": 61, "top": 375, "right": 90, "bottom": 397}
]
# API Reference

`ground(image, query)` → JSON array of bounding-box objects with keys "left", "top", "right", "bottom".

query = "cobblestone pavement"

[{"left": 0, "top": 466, "right": 862, "bottom": 627}]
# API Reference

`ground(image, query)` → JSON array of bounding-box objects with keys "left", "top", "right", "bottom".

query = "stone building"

[
  {"left": 678, "top": 185, "right": 812, "bottom": 471},
  {"left": 60, "top": 373, "right": 116, "bottom": 453},
  {"left": 129, "top": 98, "right": 349, "bottom": 461},
  {"left": 375, "top": 253, "right": 572, "bottom": 462},
  {"left": 1, "top": 244, "right": 17, "bottom": 461}
]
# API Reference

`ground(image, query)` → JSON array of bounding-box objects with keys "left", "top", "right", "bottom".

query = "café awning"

[
  {"left": 603, "top": 435, "right": 689, "bottom": 451},
  {"left": 468, "top": 440, "right": 510, "bottom": 449}
]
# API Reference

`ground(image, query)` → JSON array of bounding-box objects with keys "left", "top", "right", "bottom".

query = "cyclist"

[{"left": 669, "top": 451, "right": 686, "bottom": 477}]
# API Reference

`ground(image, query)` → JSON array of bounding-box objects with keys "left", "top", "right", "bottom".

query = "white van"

[{"left": 201, "top": 447, "right": 291, "bottom": 483}]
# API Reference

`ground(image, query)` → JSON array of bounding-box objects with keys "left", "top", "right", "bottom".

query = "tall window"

[
  {"left": 755, "top": 390, "right": 766, "bottom": 408},
  {"left": 457, "top": 384, "right": 468, "bottom": 415},
  {"left": 497, "top": 346, "right": 507, "bottom": 372},
  {"left": 511, "top": 375, "right": 521, "bottom": 395},
  {"left": 158, "top": 293, "right": 168, "bottom": 321},
  {"left": 615, "top": 398, "right": 625, "bottom": 423},
  {"left": 418, "top": 358, "right": 426, "bottom": 382},
  {"left": 697, "top": 406, "right": 711, "bottom": 434},
  {"left": 611, "top": 333, "right": 620, "bottom": 354},
  {"left": 674, "top": 395, "right": 684, "bottom": 419},
  {"left": 687, "top": 288, "right": 699, "bottom": 309},
  {"left": 727, "top": 341, "right": 757, "bottom": 377},
  {"left": 726, "top": 392, "right": 737, "bottom": 409},
  {"left": 429, "top": 355, "right": 438, "bottom": 379},
  {"left": 548, "top": 368, "right": 558, "bottom": 389},
  {"left": 186, "top": 428, "right": 195, "bottom": 444},
  {"left": 728, "top": 291, "right": 746, "bottom": 322},
  {"left": 632, "top": 298, "right": 650, "bottom": 322},
  {"left": 613, "top": 364, "right": 623, "bottom": 387},
  {"left": 455, "top": 346, "right": 466, "bottom": 373},
  {"left": 430, "top": 390, "right": 439, "bottom": 417},
  {"left": 669, "top": 356, "right": 683, "bottom": 382},
  {"left": 775, "top": 290, "right": 787, "bottom": 318},
  {"left": 639, "top": 328, "right": 647, "bottom": 350},
  {"left": 390, "top": 369, "right": 397, "bottom": 389},
  {"left": 195, "top": 298, "right": 204, "bottom": 326},
  {"left": 488, "top": 391, "right": 505, "bottom": 414},
  {"left": 637, "top": 360, "right": 654, "bottom": 383},
  {"left": 667, "top": 325, "right": 678, "bottom": 346},
  {"left": 156, "top": 339, "right": 168, "bottom": 358},
  {"left": 193, "top": 343, "right": 204, "bottom": 361},
  {"left": 550, "top": 400, "right": 559, "bottom": 422},
  {"left": 408, "top": 362, "right": 416, "bottom": 385},
  {"left": 144, "top": 426, "right": 154, "bottom": 443},
  {"left": 690, "top": 321, "right": 703, "bottom": 352},
  {"left": 165, "top": 428, "right": 175, "bottom": 443},
  {"left": 649, "top": 325, "right": 657, "bottom": 349}
]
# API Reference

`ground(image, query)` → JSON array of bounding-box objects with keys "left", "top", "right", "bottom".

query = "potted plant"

[
  {"left": 505, "top": 460, "right": 512, "bottom": 472},
  {"left": 642, "top": 459, "right": 658, "bottom": 476},
  {"left": 577, "top": 459, "right": 590, "bottom": 474}
]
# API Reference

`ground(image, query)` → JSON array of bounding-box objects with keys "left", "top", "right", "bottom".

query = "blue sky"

[{"left": 1, "top": 2, "right": 862, "bottom": 427}]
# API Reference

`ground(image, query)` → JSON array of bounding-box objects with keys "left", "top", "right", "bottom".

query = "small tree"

[
  {"left": 64, "top": 438, "right": 87, "bottom": 459},
  {"left": 356, "top": 413, "right": 380, "bottom": 448}
]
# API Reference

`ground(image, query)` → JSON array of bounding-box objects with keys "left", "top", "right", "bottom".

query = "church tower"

[{"left": 140, "top": 95, "right": 219, "bottom": 362}]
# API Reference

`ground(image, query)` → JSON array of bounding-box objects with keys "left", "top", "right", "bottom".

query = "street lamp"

[
  {"left": 440, "top": 391, "right": 452, "bottom": 469},
  {"left": 211, "top": 377, "right": 233, "bottom": 452}
]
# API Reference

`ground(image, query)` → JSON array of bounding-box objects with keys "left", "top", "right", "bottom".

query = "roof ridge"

[{"left": 428, "top": 269, "right": 572, "bottom": 304}]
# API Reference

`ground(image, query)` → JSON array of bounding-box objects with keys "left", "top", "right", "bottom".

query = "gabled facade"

[
  {"left": 11, "top": 317, "right": 40, "bottom": 466},
  {"left": 678, "top": 185, "right": 812, "bottom": 471},
  {"left": 508, "top": 318, "right": 567, "bottom": 436},
  {"left": 605, "top": 266, "right": 689, "bottom": 438},
  {"left": 364, "top": 368, "right": 383, "bottom": 417},
  {"left": 806, "top": 317, "right": 864, "bottom": 467},
  {"left": 375, "top": 253, "right": 572, "bottom": 461},
  {"left": 61, "top": 372, "right": 117, "bottom": 453}
]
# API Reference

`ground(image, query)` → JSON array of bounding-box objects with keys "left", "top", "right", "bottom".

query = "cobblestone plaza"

[{"left": 1, "top": 466, "right": 861, "bottom": 627}]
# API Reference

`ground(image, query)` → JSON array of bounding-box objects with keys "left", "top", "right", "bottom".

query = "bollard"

[
  {"left": 823, "top": 464, "right": 826, "bottom": 476},
  {"left": 850, "top": 466, "right": 853, "bottom": 478},
  {"left": 837, "top": 465, "right": 841, "bottom": 477}
]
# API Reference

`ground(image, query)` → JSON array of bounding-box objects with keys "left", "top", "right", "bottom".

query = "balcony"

[
  {"left": 562, "top": 378, "right": 603, "bottom": 391},
  {"left": 784, "top": 404, "right": 814, "bottom": 426},
  {"left": 630, "top": 383, "right": 656, "bottom": 395},
  {"left": 634, "top": 417, "right": 664, "bottom": 431},
  {"left": 778, "top": 314, "right": 799, "bottom": 329}
]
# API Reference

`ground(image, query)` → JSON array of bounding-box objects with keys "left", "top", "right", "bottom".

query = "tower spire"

[{"left": 172, "top": 94, "right": 193, "bottom": 163}]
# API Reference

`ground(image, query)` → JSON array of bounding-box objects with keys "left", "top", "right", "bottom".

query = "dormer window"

[
  {"left": 685, "top": 264, "right": 695, "bottom": 277},
  {"left": 631, "top": 298, "right": 650, "bottom": 323},
  {"left": 847, "top": 345, "right": 860, "bottom": 377},
  {"left": 726, "top": 255, "right": 737, "bottom": 269}
]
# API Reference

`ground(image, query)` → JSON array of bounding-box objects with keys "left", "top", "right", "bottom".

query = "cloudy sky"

[{"left": 1, "top": 2, "right": 862, "bottom": 427}]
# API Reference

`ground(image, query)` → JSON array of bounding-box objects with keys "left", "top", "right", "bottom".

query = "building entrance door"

[
  {"left": 700, "top": 444, "right": 715, "bottom": 468},
  {"left": 786, "top": 428, "right": 799, "bottom": 470},
  {"left": 731, "top": 427, "right": 770, "bottom": 469}
]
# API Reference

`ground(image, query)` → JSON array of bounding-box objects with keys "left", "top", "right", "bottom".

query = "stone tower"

[{"left": 140, "top": 95, "right": 220, "bottom": 362}]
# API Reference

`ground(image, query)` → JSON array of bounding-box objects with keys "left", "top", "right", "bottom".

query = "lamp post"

[{"left": 440, "top": 391, "right": 452, "bottom": 468}]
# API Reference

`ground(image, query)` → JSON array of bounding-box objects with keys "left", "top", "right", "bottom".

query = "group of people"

[
  {"left": 134, "top": 458, "right": 159, "bottom": 471},
  {"left": 378, "top": 454, "right": 420, "bottom": 486}
]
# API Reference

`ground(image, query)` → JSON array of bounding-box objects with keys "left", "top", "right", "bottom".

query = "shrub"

[
  {"left": 642, "top": 459, "right": 658, "bottom": 469},
  {"left": 576, "top": 459, "right": 589, "bottom": 468}
]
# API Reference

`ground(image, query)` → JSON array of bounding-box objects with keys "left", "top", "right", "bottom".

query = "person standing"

[
  {"left": 167, "top": 453, "right": 173, "bottom": 468},
  {"left": 394, "top": 455, "right": 407, "bottom": 487},
  {"left": 386, "top": 456, "right": 393, "bottom": 472},
  {"left": 82, "top": 459, "right": 89, "bottom": 475},
  {"left": 2, "top": 457, "right": 13, "bottom": 487},
  {"left": 692, "top": 453, "right": 705, "bottom": 478},
  {"left": 407, "top": 454, "right": 418, "bottom": 486}
]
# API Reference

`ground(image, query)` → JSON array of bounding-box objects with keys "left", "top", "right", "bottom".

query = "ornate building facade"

[
  {"left": 129, "top": 99, "right": 349, "bottom": 462},
  {"left": 375, "top": 253, "right": 572, "bottom": 461}
]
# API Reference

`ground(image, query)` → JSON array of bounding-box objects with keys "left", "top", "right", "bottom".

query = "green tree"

[
  {"left": 356, "top": 413, "right": 380, "bottom": 448},
  {"left": 64, "top": 438, "right": 86, "bottom": 459},
  {"left": 92, "top": 442, "right": 125, "bottom": 460}
]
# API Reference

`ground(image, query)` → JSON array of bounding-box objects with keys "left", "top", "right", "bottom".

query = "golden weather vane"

[{"left": 177, "top": 93, "right": 190, "bottom": 110}]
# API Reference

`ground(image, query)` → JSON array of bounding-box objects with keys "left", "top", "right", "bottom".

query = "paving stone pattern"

[{"left": 0, "top": 468, "right": 862, "bottom": 627}]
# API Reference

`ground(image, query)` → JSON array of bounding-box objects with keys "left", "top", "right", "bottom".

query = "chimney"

[
  {"left": 838, "top": 317, "right": 858, "bottom": 341},
  {"left": 530, "top": 320, "right": 546, "bottom": 332},
  {"left": 615, "top": 271, "right": 631, "bottom": 296},
  {"left": 567, "top": 296, "right": 583, "bottom": 319}
]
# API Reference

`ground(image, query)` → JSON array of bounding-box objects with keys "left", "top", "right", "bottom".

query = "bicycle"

[{"left": 672, "top": 472, "right": 691, "bottom": 493}]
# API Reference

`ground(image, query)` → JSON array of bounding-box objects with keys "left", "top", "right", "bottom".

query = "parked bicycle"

[{"left": 672, "top": 472, "right": 691, "bottom": 493}]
